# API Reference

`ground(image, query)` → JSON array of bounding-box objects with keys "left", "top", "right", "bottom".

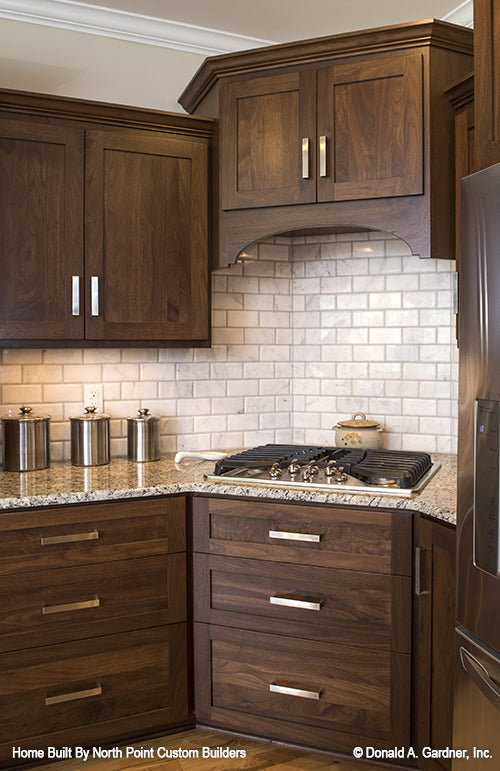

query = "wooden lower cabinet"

[
  {"left": 192, "top": 496, "right": 413, "bottom": 756},
  {"left": 0, "top": 625, "right": 189, "bottom": 764},
  {"left": 194, "top": 624, "right": 411, "bottom": 754},
  {"left": 0, "top": 497, "right": 191, "bottom": 768}
]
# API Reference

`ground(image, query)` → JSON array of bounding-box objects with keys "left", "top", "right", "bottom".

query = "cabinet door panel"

[
  {"left": 0, "top": 118, "right": 84, "bottom": 340},
  {"left": 194, "top": 553, "right": 411, "bottom": 652},
  {"left": 220, "top": 71, "right": 316, "bottom": 209},
  {"left": 0, "top": 625, "right": 188, "bottom": 750},
  {"left": 0, "top": 553, "right": 186, "bottom": 652},
  {"left": 194, "top": 624, "right": 410, "bottom": 751},
  {"left": 317, "top": 53, "right": 423, "bottom": 201},
  {"left": 85, "top": 129, "right": 209, "bottom": 342},
  {"left": 192, "top": 497, "right": 412, "bottom": 575}
]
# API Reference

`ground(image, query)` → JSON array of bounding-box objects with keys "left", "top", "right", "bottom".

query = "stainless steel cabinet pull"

[
  {"left": 40, "top": 530, "right": 99, "bottom": 546},
  {"left": 269, "top": 682, "right": 322, "bottom": 700},
  {"left": 91, "top": 276, "right": 99, "bottom": 316},
  {"left": 269, "top": 530, "right": 321, "bottom": 543},
  {"left": 301, "top": 138, "right": 310, "bottom": 178},
  {"left": 415, "top": 546, "right": 430, "bottom": 595},
  {"left": 72, "top": 276, "right": 80, "bottom": 316},
  {"left": 319, "top": 135, "right": 327, "bottom": 177},
  {"left": 270, "top": 595, "right": 322, "bottom": 611},
  {"left": 42, "top": 598, "right": 100, "bottom": 615},
  {"left": 45, "top": 685, "right": 102, "bottom": 706}
]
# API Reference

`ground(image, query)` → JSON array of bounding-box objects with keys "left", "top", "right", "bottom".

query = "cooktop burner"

[{"left": 206, "top": 444, "right": 440, "bottom": 497}]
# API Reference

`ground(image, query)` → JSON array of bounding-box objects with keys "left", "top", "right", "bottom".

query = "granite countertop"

[{"left": 0, "top": 452, "right": 457, "bottom": 524}]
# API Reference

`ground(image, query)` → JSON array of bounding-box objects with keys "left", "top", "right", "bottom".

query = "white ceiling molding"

[
  {"left": 442, "top": 0, "right": 473, "bottom": 28},
  {"left": 0, "top": 0, "right": 277, "bottom": 55}
]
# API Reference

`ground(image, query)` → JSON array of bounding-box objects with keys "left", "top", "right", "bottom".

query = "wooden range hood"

[{"left": 179, "top": 19, "right": 473, "bottom": 269}]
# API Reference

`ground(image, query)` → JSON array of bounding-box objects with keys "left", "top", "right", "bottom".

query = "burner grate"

[{"left": 214, "top": 444, "right": 433, "bottom": 489}]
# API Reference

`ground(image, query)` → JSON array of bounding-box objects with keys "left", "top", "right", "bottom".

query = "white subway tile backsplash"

[{"left": 0, "top": 232, "right": 458, "bottom": 457}]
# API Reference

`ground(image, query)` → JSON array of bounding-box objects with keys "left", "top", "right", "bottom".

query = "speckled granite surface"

[{"left": 0, "top": 452, "right": 456, "bottom": 523}]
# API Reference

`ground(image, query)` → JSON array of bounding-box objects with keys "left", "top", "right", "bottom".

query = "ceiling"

[{"left": 0, "top": 0, "right": 473, "bottom": 55}]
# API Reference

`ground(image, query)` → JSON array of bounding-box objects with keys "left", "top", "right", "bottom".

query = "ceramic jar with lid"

[{"left": 333, "top": 412, "right": 383, "bottom": 449}]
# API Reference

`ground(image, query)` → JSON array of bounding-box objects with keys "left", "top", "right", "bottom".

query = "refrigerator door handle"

[{"left": 460, "top": 646, "right": 500, "bottom": 709}]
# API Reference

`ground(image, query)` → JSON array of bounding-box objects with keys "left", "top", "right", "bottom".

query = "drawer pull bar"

[
  {"left": 269, "top": 682, "right": 322, "bottom": 700},
  {"left": 41, "top": 530, "right": 99, "bottom": 546},
  {"left": 268, "top": 530, "right": 321, "bottom": 543},
  {"left": 270, "top": 595, "right": 322, "bottom": 611},
  {"left": 42, "top": 598, "right": 100, "bottom": 615},
  {"left": 45, "top": 685, "right": 102, "bottom": 706}
]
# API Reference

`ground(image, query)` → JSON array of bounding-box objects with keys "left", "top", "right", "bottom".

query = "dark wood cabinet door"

[
  {"left": 220, "top": 70, "right": 316, "bottom": 209},
  {"left": 415, "top": 517, "right": 456, "bottom": 771},
  {"left": 85, "top": 129, "right": 209, "bottom": 343},
  {"left": 194, "top": 624, "right": 411, "bottom": 754},
  {"left": 317, "top": 53, "right": 423, "bottom": 201},
  {"left": 474, "top": 0, "right": 500, "bottom": 170},
  {"left": 0, "top": 117, "right": 84, "bottom": 341}
]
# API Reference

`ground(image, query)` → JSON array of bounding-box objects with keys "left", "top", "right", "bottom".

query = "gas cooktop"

[{"left": 205, "top": 444, "right": 441, "bottom": 497}]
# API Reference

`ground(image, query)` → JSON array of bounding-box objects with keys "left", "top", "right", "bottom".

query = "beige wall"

[{"left": 0, "top": 17, "right": 203, "bottom": 111}]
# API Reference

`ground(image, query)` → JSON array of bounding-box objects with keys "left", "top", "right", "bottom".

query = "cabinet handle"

[
  {"left": 269, "top": 682, "right": 322, "bottom": 700},
  {"left": 91, "top": 276, "right": 99, "bottom": 316},
  {"left": 270, "top": 595, "right": 322, "bottom": 611},
  {"left": 319, "top": 135, "right": 327, "bottom": 177},
  {"left": 415, "top": 546, "right": 431, "bottom": 596},
  {"left": 40, "top": 530, "right": 99, "bottom": 546},
  {"left": 268, "top": 530, "right": 321, "bottom": 543},
  {"left": 72, "top": 276, "right": 80, "bottom": 316},
  {"left": 301, "top": 138, "right": 310, "bottom": 178},
  {"left": 42, "top": 598, "right": 100, "bottom": 615},
  {"left": 45, "top": 685, "right": 102, "bottom": 706}
]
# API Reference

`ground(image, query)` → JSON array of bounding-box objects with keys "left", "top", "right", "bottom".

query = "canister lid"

[
  {"left": 1, "top": 405, "right": 51, "bottom": 422},
  {"left": 127, "top": 408, "right": 160, "bottom": 423},
  {"left": 70, "top": 406, "right": 110, "bottom": 421},
  {"left": 335, "top": 411, "right": 380, "bottom": 429}
]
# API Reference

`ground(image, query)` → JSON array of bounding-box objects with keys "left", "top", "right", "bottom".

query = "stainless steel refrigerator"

[{"left": 453, "top": 162, "right": 500, "bottom": 768}]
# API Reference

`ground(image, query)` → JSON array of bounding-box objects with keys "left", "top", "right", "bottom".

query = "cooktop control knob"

[
  {"left": 269, "top": 462, "right": 282, "bottom": 479},
  {"left": 303, "top": 462, "right": 319, "bottom": 481}
]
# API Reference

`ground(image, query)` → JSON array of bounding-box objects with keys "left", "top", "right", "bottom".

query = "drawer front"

[
  {"left": 0, "top": 553, "right": 186, "bottom": 652},
  {"left": 0, "top": 625, "right": 189, "bottom": 748},
  {"left": 194, "top": 554, "right": 411, "bottom": 652},
  {"left": 194, "top": 624, "right": 411, "bottom": 752},
  {"left": 0, "top": 497, "right": 186, "bottom": 574},
  {"left": 192, "top": 497, "right": 412, "bottom": 575}
]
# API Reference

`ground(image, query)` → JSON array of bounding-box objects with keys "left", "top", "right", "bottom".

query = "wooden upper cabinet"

[
  {"left": 317, "top": 53, "right": 423, "bottom": 201},
  {"left": 221, "top": 71, "right": 316, "bottom": 209},
  {"left": 221, "top": 53, "right": 423, "bottom": 210},
  {"left": 85, "top": 129, "right": 209, "bottom": 342},
  {"left": 0, "top": 118, "right": 84, "bottom": 341},
  {"left": 0, "top": 90, "right": 213, "bottom": 347},
  {"left": 180, "top": 21, "right": 473, "bottom": 267},
  {"left": 474, "top": 0, "right": 500, "bottom": 170}
]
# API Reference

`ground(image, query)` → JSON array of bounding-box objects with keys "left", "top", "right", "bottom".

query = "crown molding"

[
  {"left": 442, "top": 0, "right": 473, "bottom": 28},
  {"left": 0, "top": 0, "right": 277, "bottom": 55}
]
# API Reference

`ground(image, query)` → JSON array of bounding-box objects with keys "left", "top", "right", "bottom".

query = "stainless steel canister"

[
  {"left": 1, "top": 406, "right": 51, "bottom": 471},
  {"left": 127, "top": 408, "right": 160, "bottom": 462},
  {"left": 70, "top": 406, "right": 110, "bottom": 467}
]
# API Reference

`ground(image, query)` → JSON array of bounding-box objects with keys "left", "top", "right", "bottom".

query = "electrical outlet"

[{"left": 84, "top": 385, "right": 103, "bottom": 413}]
